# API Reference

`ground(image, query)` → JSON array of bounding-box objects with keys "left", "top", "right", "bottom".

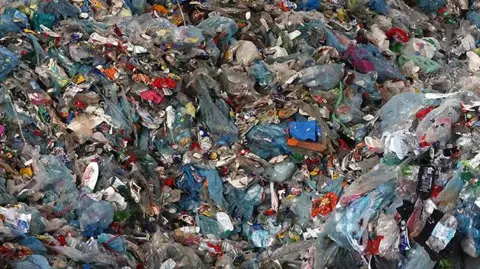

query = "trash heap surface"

[{"left": 3, "top": 0, "right": 480, "bottom": 268}]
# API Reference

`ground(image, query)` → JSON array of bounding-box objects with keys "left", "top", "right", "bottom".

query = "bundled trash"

[{"left": 2, "top": 0, "right": 480, "bottom": 268}]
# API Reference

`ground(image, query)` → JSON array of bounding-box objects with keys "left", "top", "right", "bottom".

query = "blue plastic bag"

[
  {"left": 250, "top": 60, "right": 274, "bottom": 87},
  {"left": 467, "top": 11, "right": 480, "bottom": 28},
  {"left": 296, "top": 0, "right": 321, "bottom": 11},
  {"left": 456, "top": 201, "right": 480, "bottom": 257},
  {"left": 0, "top": 46, "right": 19, "bottom": 81},
  {"left": 178, "top": 165, "right": 204, "bottom": 203},
  {"left": 368, "top": 0, "right": 387, "bottom": 14},
  {"left": 246, "top": 124, "right": 289, "bottom": 159},
  {"left": 0, "top": 9, "right": 28, "bottom": 37},
  {"left": 198, "top": 168, "right": 227, "bottom": 209},
  {"left": 229, "top": 184, "right": 263, "bottom": 221},
  {"left": 417, "top": 0, "right": 445, "bottom": 12},
  {"left": 13, "top": 255, "right": 50, "bottom": 269},
  {"left": 197, "top": 81, "right": 238, "bottom": 144},
  {"left": 18, "top": 236, "right": 47, "bottom": 255}
]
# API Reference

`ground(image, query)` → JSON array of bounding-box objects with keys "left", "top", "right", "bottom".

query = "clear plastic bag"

[
  {"left": 299, "top": 64, "right": 344, "bottom": 91},
  {"left": 340, "top": 164, "right": 399, "bottom": 205},
  {"left": 325, "top": 182, "right": 396, "bottom": 252},
  {"left": 197, "top": 80, "right": 238, "bottom": 144},
  {"left": 402, "top": 245, "right": 436, "bottom": 269},
  {"left": 376, "top": 213, "right": 400, "bottom": 260},
  {"left": 377, "top": 92, "right": 424, "bottom": 132},
  {"left": 434, "top": 170, "right": 465, "bottom": 213},
  {"left": 416, "top": 97, "right": 461, "bottom": 145},
  {"left": 262, "top": 161, "right": 297, "bottom": 183}
]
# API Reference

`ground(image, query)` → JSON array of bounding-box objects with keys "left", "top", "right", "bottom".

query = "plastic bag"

[
  {"left": 13, "top": 255, "right": 50, "bottom": 269},
  {"left": 376, "top": 213, "right": 400, "bottom": 259},
  {"left": 40, "top": 0, "right": 78, "bottom": 20},
  {"left": 455, "top": 201, "right": 480, "bottom": 257},
  {"left": 340, "top": 164, "right": 399, "bottom": 205},
  {"left": 344, "top": 44, "right": 404, "bottom": 82},
  {"left": 0, "top": 9, "right": 28, "bottom": 37},
  {"left": 377, "top": 92, "right": 424, "bottom": 132},
  {"left": 77, "top": 198, "right": 114, "bottom": 231},
  {"left": 0, "top": 177, "right": 15, "bottom": 205},
  {"left": 198, "top": 168, "right": 227, "bottom": 209},
  {"left": 228, "top": 184, "right": 263, "bottom": 221},
  {"left": 398, "top": 55, "right": 441, "bottom": 74},
  {"left": 250, "top": 60, "right": 274, "bottom": 87},
  {"left": 197, "top": 16, "right": 237, "bottom": 43},
  {"left": 246, "top": 124, "right": 289, "bottom": 159},
  {"left": 262, "top": 161, "right": 297, "bottom": 183},
  {"left": 402, "top": 245, "right": 436, "bottom": 269},
  {"left": 299, "top": 64, "right": 344, "bottom": 91},
  {"left": 324, "top": 182, "right": 396, "bottom": 252},
  {"left": 0, "top": 46, "right": 19, "bottom": 81},
  {"left": 197, "top": 80, "right": 238, "bottom": 144},
  {"left": 417, "top": 0, "right": 445, "bottom": 12},
  {"left": 434, "top": 170, "right": 465, "bottom": 213},
  {"left": 416, "top": 97, "right": 461, "bottom": 145}
]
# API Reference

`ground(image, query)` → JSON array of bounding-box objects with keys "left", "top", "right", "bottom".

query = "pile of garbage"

[{"left": 3, "top": 0, "right": 480, "bottom": 268}]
